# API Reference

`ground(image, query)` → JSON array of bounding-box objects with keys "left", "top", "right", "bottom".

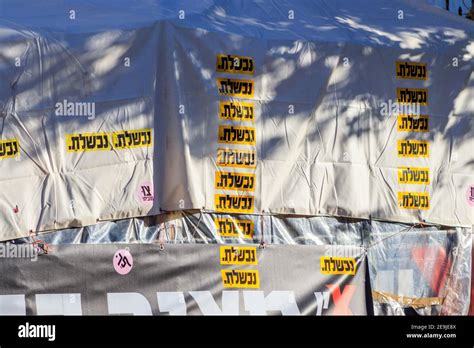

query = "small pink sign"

[
  {"left": 113, "top": 249, "right": 133, "bottom": 275},
  {"left": 137, "top": 180, "right": 154, "bottom": 206},
  {"left": 467, "top": 185, "right": 474, "bottom": 207}
]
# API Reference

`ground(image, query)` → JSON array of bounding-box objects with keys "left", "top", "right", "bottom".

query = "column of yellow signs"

[
  {"left": 395, "top": 61, "right": 430, "bottom": 211},
  {"left": 214, "top": 54, "right": 257, "bottom": 227}
]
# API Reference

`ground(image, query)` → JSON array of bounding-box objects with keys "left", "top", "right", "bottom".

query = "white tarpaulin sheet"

[{"left": 0, "top": 0, "right": 473, "bottom": 240}]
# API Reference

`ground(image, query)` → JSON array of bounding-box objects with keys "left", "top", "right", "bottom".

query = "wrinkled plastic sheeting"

[
  {"left": 19, "top": 211, "right": 366, "bottom": 246},
  {"left": 367, "top": 221, "right": 472, "bottom": 315}
]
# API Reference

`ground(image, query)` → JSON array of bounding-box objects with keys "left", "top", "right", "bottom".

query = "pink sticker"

[
  {"left": 467, "top": 185, "right": 474, "bottom": 207},
  {"left": 113, "top": 249, "right": 133, "bottom": 275},
  {"left": 137, "top": 180, "right": 154, "bottom": 206}
]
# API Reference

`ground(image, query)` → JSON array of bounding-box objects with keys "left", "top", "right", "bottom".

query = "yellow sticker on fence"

[
  {"left": 112, "top": 128, "right": 152, "bottom": 149},
  {"left": 214, "top": 194, "right": 254, "bottom": 213},
  {"left": 397, "top": 140, "right": 429, "bottom": 157},
  {"left": 219, "top": 101, "right": 255, "bottom": 121},
  {"left": 66, "top": 132, "right": 111, "bottom": 152},
  {"left": 220, "top": 246, "right": 258, "bottom": 265},
  {"left": 217, "top": 78, "right": 254, "bottom": 98},
  {"left": 218, "top": 125, "right": 256, "bottom": 145},
  {"left": 216, "top": 54, "right": 255, "bottom": 74},
  {"left": 397, "top": 167, "right": 430, "bottom": 185},
  {"left": 320, "top": 256, "right": 356, "bottom": 275},
  {"left": 398, "top": 192, "right": 430, "bottom": 210},
  {"left": 214, "top": 218, "right": 254, "bottom": 239},
  {"left": 215, "top": 171, "right": 256, "bottom": 191},
  {"left": 396, "top": 88, "right": 428, "bottom": 105},
  {"left": 396, "top": 61, "right": 428, "bottom": 80},
  {"left": 397, "top": 114, "right": 429, "bottom": 132},
  {"left": 0, "top": 138, "right": 20, "bottom": 159},
  {"left": 217, "top": 148, "right": 256, "bottom": 168},
  {"left": 221, "top": 269, "right": 260, "bottom": 288}
]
